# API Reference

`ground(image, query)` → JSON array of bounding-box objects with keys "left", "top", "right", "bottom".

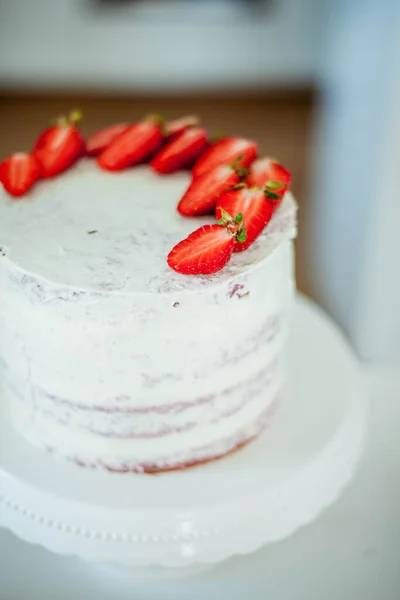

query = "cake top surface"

[{"left": 0, "top": 160, "right": 296, "bottom": 295}]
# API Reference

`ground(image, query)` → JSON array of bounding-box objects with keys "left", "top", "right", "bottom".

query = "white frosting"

[
  {"left": 0, "top": 160, "right": 296, "bottom": 294},
  {"left": 0, "top": 160, "right": 297, "bottom": 471}
]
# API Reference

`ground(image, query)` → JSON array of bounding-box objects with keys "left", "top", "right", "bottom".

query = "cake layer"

[
  {"left": 4, "top": 355, "right": 280, "bottom": 438},
  {"left": 0, "top": 161, "right": 296, "bottom": 471},
  {"left": 9, "top": 388, "right": 280, "bottom": 474}
]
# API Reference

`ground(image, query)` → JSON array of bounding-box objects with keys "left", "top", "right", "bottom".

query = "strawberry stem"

[
  {"left": 235, "top": 166, "right": 248, "bottom": 178},
  {"left": 217, "top": 209, "right": 247, "bottom": 243},
  {"left": 265, "top": 179, "right": 286, "bottom": 190},
  {"left": 210, "top": 129, "right": 226, "bottom": 144},
  {"left": 218, "top": 207, "right": 232, "bottom": 223},
  {"left": 237, "top": 229, "right": 247, "bottom": 243},
  {"left": 263, "top": 179, "right": 286, "bottom": 200},
  {"left": 145, "top": 113, "right": 166, "bottom": 125},
  {"left": 55, "top": 109, "right": 83, "bottom": 128},
  {"left": 69, "top": 109, "right": 83, "bottom": 124},
  {"left": 264, "top": 190, "right": 281, "bottom": 200},
  {"left": 230, "top": 155, "right": 248, "bottom": 178}
]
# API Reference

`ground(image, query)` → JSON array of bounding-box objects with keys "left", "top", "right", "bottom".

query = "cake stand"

[{"left": 0, "top": 296, "right": 366, "bottom": 576}]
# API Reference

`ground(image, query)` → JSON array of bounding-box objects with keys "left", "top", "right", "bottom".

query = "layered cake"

[{"left": 0, "top": 113, "right": 296, "bottom": 472}]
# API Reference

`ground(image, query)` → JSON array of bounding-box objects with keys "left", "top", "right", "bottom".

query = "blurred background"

[{"left": 0, "top": 0, "right": 399, "bottom": 364}]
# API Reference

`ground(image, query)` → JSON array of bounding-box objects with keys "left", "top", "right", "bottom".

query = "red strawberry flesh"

[
  {"left": 0, "top": 152, "right": 42, "bottom": 197},
  {"left": 34, "top": 111, "right": 85, "bottom": 178},
  {"left": 86, "top": 123, "right": 129, "bottom": 156},
  {"left": 166, "top": 116, "right": 199, "bottom": 140},
  {"left": 167, "top": 224, "right": 234, "bottom": 275},
  {"left": 192, "top": 137, "right": 257, "bottom": 178},
  {"left": 151, "top": 127, "right": 208, "bottom": 174},
  {"left": 247, "top": 157, "right": 291, "bottom": 209},
  {"left": 178, "top": 164, "right": 241, "bottom": 216},
  {"left": 216, "top": 187, "right": 273, "bottom": 251},
  {"left": 97, "top": 120, "right": 164, "bottom": 171}
]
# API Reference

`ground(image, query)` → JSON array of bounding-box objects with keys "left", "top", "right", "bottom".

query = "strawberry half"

[
  {"left": 192, "top": 137, "right": 257, "bottom": 178},
  {"left": 97, "top": 115, "right": 164, "bottom": 171},
  {"left": 216, "top": 187, "right": 273, "bottom": 252},
  {"left": 165, "top": 116, "right": 199, "bottom": 140},
  {"left": 246, "top": 157, "right": 291, "bottom": 209},
  {"left": 86, "top": 123, "right": 129, "bottom": 156},
  {"left": 0, "top": 152, "right": 42, "bottom": 197},
  {"left": 167, "top": 223, "right": 239, "bottom": 275},
  {"left": 177, "top": 163, "right": 244, "bottom": 216},
  {"left": 151, "top": 127, "right": 208, "bottom": 174},
  {"left": 34, "top": 110, "right": 85, "bottom": 178}
]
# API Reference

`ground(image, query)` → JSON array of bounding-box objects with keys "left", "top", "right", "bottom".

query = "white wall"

[
  {"left": 0, "top": 0, "right": 320, "bottom": 91},
  {"left": 305, "top": 0, "right": 400, "bottom": 363},
  {"left": 353, "top": 44, "right": 400, "bottom": 364}
]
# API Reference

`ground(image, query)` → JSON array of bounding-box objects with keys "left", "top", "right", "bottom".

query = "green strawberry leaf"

[{"left": 237, "top": 230, "right": 247, "bottom": 243}]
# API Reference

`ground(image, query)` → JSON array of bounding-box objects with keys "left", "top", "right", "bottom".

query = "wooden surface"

[{"left": 0, "top": 91, "right": 315, "bottom": 292}]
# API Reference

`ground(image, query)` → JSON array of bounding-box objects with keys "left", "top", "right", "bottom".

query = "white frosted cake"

[{"left": 0, "top": 115, "right": 296, "bottom": 472}]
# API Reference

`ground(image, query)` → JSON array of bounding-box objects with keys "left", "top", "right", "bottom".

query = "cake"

[{"left": 0, "top": 114, "right": 297, "bottom": 472}]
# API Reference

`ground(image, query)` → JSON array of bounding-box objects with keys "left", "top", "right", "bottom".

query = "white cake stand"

[{"left": 0, "top": 296, "right": 365, "bottom": 577}]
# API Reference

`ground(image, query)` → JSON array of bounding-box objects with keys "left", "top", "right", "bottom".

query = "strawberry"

[
  {"left": 151, "top": 127, "right": 208, "bottom": 174},
  {"left": 216, "top": 187, "right": 273, "bottom": 252},
  {"left": 165, "top": 116, "right": 199, "bottom": 140},
  {"left": 34, "top": 110, "right": 85, "bottom": 178},
  {"left": 246, "top": 157, "right": 291, "bottom": 209},
  {"left": 167, "top": 222, "right": 245, "bottom": 275},
  {"left": 177, "top": 163, "right": 244, "bottom": 216},
  {"left": 86, "top": 123, "right": 129, "bottom": 156},
  {"left": 97, "top": 115, "right": 164, "bottom": 171},
  {"left": 0, "top": 152, "right": 42, "bottom": 197},
  {"left": 192, "top": 137, "right": 257, "bottom": 178}
]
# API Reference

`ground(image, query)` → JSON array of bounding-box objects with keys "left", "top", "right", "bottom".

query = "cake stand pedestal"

[{"left": 0, "top": 296, "right": 366, "bottom": 577}]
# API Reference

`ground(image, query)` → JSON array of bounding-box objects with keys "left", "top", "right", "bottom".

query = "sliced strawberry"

[
  {"left": 34, "top": 110, "right": 85, "bottom": 178},
  {"left": 167, "top": 224, "right": 235, "bottom": 275},
  {"left": 178, "top": 164, "right": 243, "bottom": 217},
  {"left": 86, "top": 123, "right": 129, "bottom": 156},
  {"left": 0, "top": 153, "right": 42, "bottom": 197},
  {"left": 192, "top": 137, "right": 257, "bottom": 178},
  {"left": 246, "top": 157, "right": 291, "bottom": 209},
  {"left": 97, "top": 115, "right": 164, "bottom": 171},
  {"left": 165, "top": 116, "right": 199, "bottom": 140},
  {"left": 151, "top": 127, "right": 208, "bottom": 174},
  {"left": 216, "top": 187, "right": 273, "bottom": 252}
]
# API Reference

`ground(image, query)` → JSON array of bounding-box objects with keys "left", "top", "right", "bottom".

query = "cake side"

[{"left": 0, "top": 233, "right": 295, "bottom": 470}]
